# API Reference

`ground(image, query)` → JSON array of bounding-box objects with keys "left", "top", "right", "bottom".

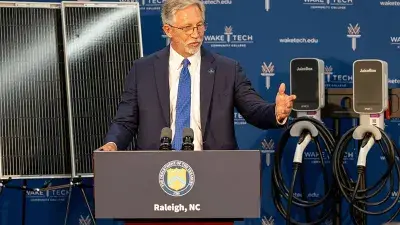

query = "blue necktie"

[{"left": 172, "top": 58, "right": 191, "bottom": 150}]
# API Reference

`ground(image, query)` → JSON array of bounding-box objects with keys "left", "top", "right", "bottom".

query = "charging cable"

[
  {"left": 332, "top": 124, "right": 400, "bottom": 224},
  {"left": 272, "top": 116, "right": 337, "bottom": 225}
]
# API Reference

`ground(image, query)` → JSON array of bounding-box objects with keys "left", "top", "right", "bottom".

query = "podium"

[{"left": 93, "top": 150, "right": 261, "bottom": 225}]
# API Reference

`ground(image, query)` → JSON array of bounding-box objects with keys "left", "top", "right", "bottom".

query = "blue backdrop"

[{"left": 0, "top": 0, "right": 400, "bottom": 225}]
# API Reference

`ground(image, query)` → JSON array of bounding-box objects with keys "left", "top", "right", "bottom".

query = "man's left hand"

[{"left": 275, "top": 83, "right": 296, "bottom": 122}]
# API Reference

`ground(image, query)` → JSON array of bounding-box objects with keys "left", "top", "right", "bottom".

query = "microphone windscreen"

[
  {"left": 160, "top": 127, "right": 172, "bottom": 140},
  {"left": 182, "top": 127, "right": 194, "bottom": 139}
]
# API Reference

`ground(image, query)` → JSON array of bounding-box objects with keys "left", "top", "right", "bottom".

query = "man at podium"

[{"left": 99, "top": 0, "right": 296, "bottom": 152}]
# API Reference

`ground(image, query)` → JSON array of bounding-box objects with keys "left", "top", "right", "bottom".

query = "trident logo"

[
  {"left": 347, "top": 23, "right": 361, "bottom": 51},
  {"left": 262, "top": 216, "right": 274, "bottom": 225},
  {"left": 261, "top": 139, "right": 275, "bottom": 166},
  {"left": 324, "top": 65, "right": 333, "bottom": 82},
  {"left": 224, "top": 26, "right": 233, "bottom": 43},
  {"left": 261, "top": 62, "right": 275, "bottom": 90},
  {"left": 79, "top": 215, "right": 92, "bottom": 225}
]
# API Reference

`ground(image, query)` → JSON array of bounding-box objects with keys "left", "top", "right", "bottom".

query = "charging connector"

[
  {"left": 356, "top": 133, "right": 375, "bottom": 167},
  {"left": 293, "top": 132, "right": 312, "bottom": 164},
  {"left": 272, "top": 116, "right": 336, "bottom": 225}
]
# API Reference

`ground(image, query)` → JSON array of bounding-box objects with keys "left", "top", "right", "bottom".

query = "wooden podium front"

[{"left": 93, "top": 150, "right": 261, "bottom": 225}]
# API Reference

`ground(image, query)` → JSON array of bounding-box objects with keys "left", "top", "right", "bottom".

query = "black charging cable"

[
  {"left": 332, "top": 126, "right": 400, "bottom": 225},
  {"left": 272, "top": 116, "right": 337, "bottom": 225}
]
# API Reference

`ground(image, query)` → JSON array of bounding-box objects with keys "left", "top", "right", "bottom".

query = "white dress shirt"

[{"left": 169, "top": 46, "right": 203, "bottom": 151}]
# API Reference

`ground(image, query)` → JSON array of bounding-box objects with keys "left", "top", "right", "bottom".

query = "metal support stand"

[
  {"left": 38, "top": 176, "right": 96, "bottom": 225},
  {"left": 22, "top": 179, "right": 27, "bottom": 225}
]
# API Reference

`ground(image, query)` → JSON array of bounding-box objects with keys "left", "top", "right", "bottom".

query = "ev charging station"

[
  {"left": 332, "top": 59, "right": 400, "bottom": 224},
  {"left": 353, "top": 59, "right": 388, "bottom": 130},
  {"left": 271, "top": 56, "right": 400, "bottom": 224},
  {"left": 352, "top": 59, "right": 388, "bottom": 167},
  {"left": 290, "top": 58, "right": 325, "bottom": 121},
  {"left": 289, "top": 58, "right": 326, "bottom": 164},
  {"left": 272, "top": 58, "right": 337, "bottom": 225}
]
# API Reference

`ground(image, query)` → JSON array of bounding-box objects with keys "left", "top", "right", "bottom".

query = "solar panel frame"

[
  {"left": 60, "top": 1, "right": 143, "bottom": 178},
  {"left": 0, "top": 2, "right": 72, "bottom": 179}
]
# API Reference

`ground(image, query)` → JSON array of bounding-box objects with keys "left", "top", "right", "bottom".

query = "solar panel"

[
  {"left": 61, "top": 2, "right": 143, "bottom": 177},
  {"left": 0, "top": 2, "right": 71, "bottom": 179}
]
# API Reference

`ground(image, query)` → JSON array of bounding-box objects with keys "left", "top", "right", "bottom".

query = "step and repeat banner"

[{"left": 0, "top": 0, "right": 399, "bottom": 225}]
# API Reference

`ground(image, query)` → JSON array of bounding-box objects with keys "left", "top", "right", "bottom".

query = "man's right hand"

[{"left": 98, "top": 142, "right": 117, "bottom": 151}]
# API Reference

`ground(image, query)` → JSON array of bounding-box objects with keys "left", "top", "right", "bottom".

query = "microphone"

[
  {"left": 159, "top": 127, "right": 172, "bottom": 150},
  {"left": 181, "top": 127, "right": 194, "bottom": 151}
]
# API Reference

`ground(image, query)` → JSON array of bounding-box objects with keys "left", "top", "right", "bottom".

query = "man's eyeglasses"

[{"left": 168, "top": 23, "right": 207, "bottom": 35}]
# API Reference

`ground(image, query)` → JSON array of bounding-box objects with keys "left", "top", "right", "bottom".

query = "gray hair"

[{"left": 161, "top": 0, "right": 206, "bottom": 25}]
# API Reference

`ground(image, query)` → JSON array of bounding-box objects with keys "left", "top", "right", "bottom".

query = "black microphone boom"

[
  {"left": 181, "top": 127, "right": 194, "bottom": 151},
  {"left": 159, "top": 127, "right": 172, "bottom": 150}
]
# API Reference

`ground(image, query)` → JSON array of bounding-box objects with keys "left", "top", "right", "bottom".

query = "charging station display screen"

[
  {"left": 353, "top": 61, "right": 383, "bottom": 113},
  {"left": 290, "top": 59, "right": 319, "bottom": 110}
]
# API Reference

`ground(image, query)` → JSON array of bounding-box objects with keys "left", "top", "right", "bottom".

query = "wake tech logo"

[
  {"left": 135, "top": 0, "right": 233, "bottom": 9},
  {"left": 347, "top": 23, "right": 361, "bottom": 51},
  {"left": 136, "top": 0, "right": 165, "bottom": 11},
  {"left": 324, "top": 65, "right": 333, "bottom": 82},
  {"left": 262, "top": 216, "right": 274, "bottom": 225},
  {"left": 261, "top": 139, "right": 275, "bottom": 166},
  {"left": 234, "top": 112, "right": 246, "bottom": 125},
  {"left": 204, "top": 26, "right": 254, "bottom": 48},
  {"left": 324, "top": 65, "right": 352, "bottom": 88},
  {"left": 26, "top": 181, "right": 69, "bottom": 203},
  {"left": 303, "top": 0, "right": 354, "bottom": 10},
  {"left": 261, "top": 62, "right": 275, "bottom": 90},
  {"left": 79, "top": 215, "right": 92, "bottom": 225},
  {"left": 390, "top": 36, "right": 400, "bottom": 49}
]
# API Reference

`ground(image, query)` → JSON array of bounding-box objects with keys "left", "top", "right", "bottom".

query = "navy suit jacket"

[{"left": 104, "top": 46, "right": 284, "bottom": 150}]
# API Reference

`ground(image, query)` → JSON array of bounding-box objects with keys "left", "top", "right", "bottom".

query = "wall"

[{"left": 0, "top": 0, "right": 399, "bottom": 225}]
